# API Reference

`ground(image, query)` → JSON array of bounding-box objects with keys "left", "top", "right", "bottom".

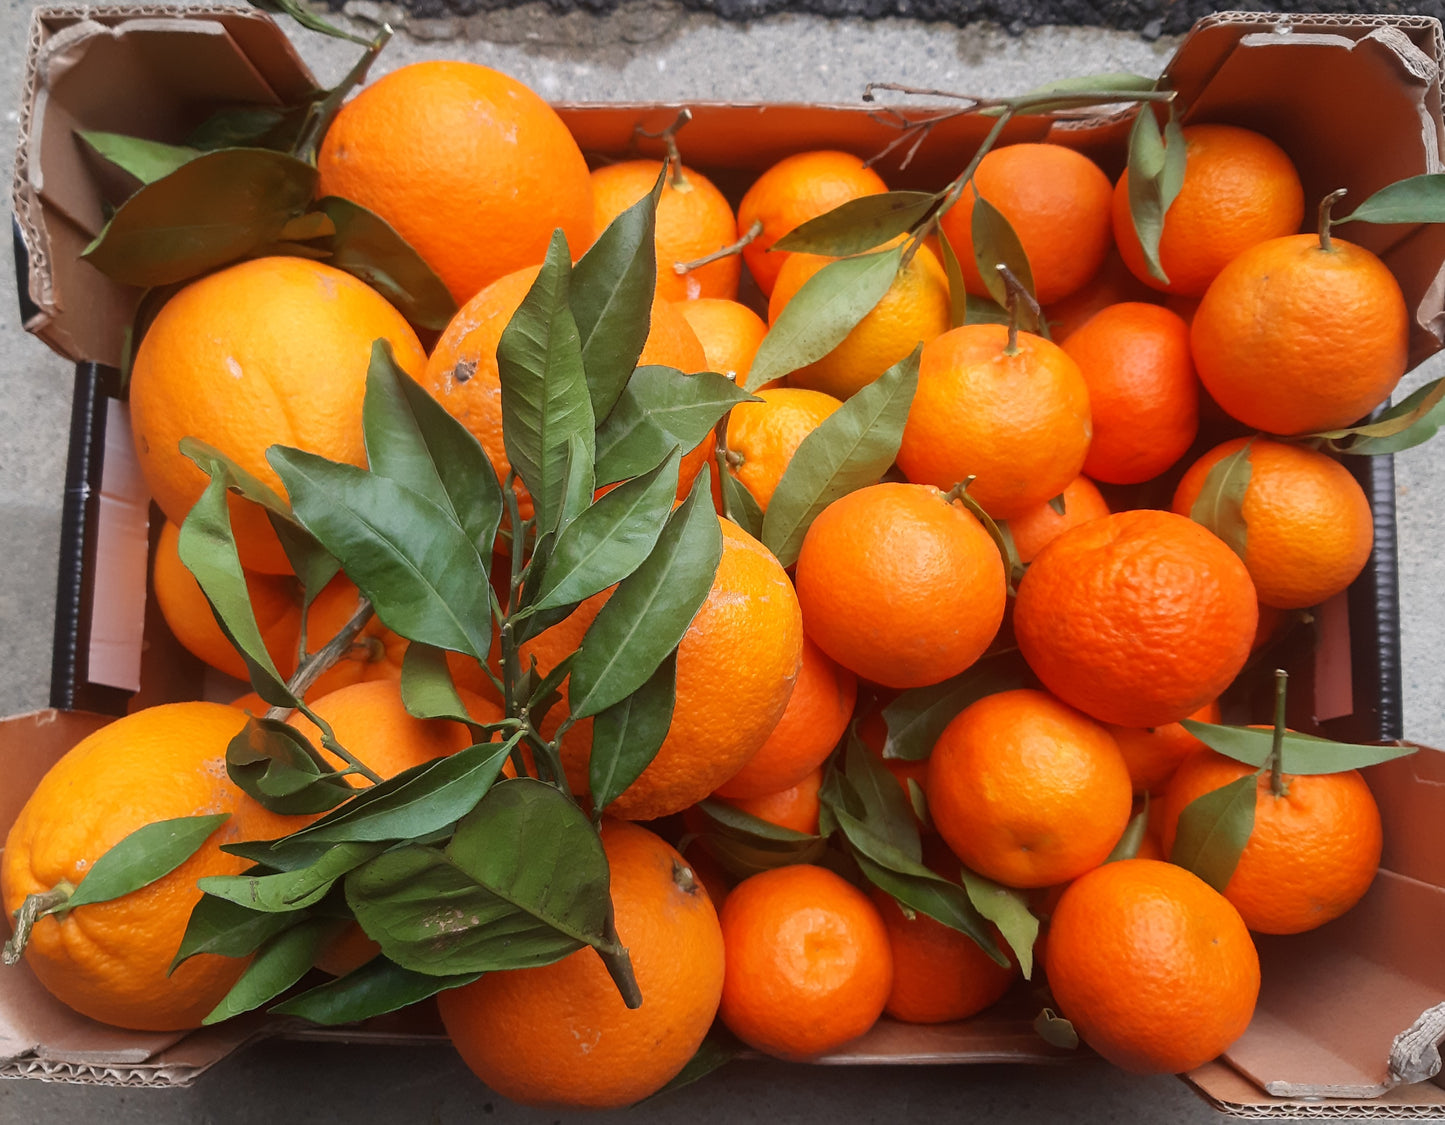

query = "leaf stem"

[
  {"left": 1269, "top": 668, "right": 1289, "bottom": 797},
  {"left": 598, "top": 907, "right": 643, "bottom": 1009},
  {"left": 1318, "top": 188, "right": 1348, "bottom": 252},
  {"left": 677, "top": 220, "right": 763, "bottom": 276},
  {"left": 634, "top": 108, "right": 694, "bottom": 191},
  {"left": 996, "top": 264, "right": 1040, "bottom": 355},
  {"left": 267, "top": 596, "right": 377, "bottom": 713},
  {"left": 3, "top": 883, "right": 74, "bottom": 964}
]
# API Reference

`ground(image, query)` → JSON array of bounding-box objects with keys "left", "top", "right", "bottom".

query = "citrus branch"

[
  {"left": 1269, "top": 668, "right": 1289, "bottom": 797},
  {"left": 676, "top": 220, "right": 762, "bottom": 276}
]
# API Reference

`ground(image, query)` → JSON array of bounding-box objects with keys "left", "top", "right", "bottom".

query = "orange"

[
  {"left": 721, "top": 387, "right": 843, "bottom": 512},
  {"left": 871, "top": 891, "right": 1016, "bottom": 1025},
  {"left": 590, "top": 159, "right": 739, "bottom": 302},
  {"left": 1159, "top": 750, "right": 1383, "bottom": 935},
  {"left": 317, "top": 60, "right": 592, "bottom": 305},
  {"left": 1060, "top": 302, "right": 1199, "bottom": 485},
  {"left": 1044, "top": 249, "right": 1160, "bottom": 345},
  {"left": 565, "top": 519, "right": 804, "bottom": 821},
  {"left": 1191, "top": 234, "right": 1409, "bottom": 435},
  {"left": 794, "top": 482, "right": 1006, "bottom": 689},
  {"left": 1005, "top": 474, "right": 1110, "bottom": 565},
  {"left": 927, "top": 689, "right": 1133, "bottom": 889},
  {"left": 718, "top": 863, "right": 892, "bottom": 1059},
  {"left": 1172, "top": 437, "right": 1375, "bottom": 610},
  {"left": 714, "top": 634, "right": 855, "bottom": 799},
  {"left": 768, "top": 245, "right": 952, "bottom": 400},
  {"left": 438, "top": 820, "right": 724, "bottom": 1107},
  {"left": 1014, "top": 509, "right": 1258, "bottom": 728},
  {"left": 1106, "top": 698, "right": 1222, "bottom": 797},
  {"left": 1113, "top": 123, "right": 1304, "bottom": 297},
  {"left": 940, "top": 142, "right": 1114, "bottom": 305},
  {"left": 422, "top": 267, "right": 710, "bottom": 519},
  {"left": 898, "top": 323, "right": 1093, "bottom": 519},
  {"left": 1044, "top": 859, "right": 1259, "bottom": 1074},
  {"left": 129, "top": 257, "right": 427, "bottom": 574},
  {"left": 718, "top": 767, "right": 823, "bottom": 835},
  {"left": 677, "top": 297, "right": 768, "bottom": 386},
  {"left": 0, "top": 703, "right": 309, "bottom": 1030},
  {"left": 736, "top": 150, "right": 889, "bottom": 296}
]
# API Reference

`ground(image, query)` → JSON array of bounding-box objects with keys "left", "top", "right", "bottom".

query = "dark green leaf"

[
  {"left": 1188, "top": 440, "right": 1253, "bottom": 560},
  {"left": 718, "top": 466, "right": 765, "bottom": 540},
  {"left": 63, "top": 815, "right": 229, "bottom": 912},
  {"left": 198, "top": 842, "right": 384, "bottom": 913},
  {"left": 964, "top": 294, "right": 1012, "bottom": 327},
  {"left": 1034, "top": 1008, "right": 1080, "bottom": 1049},
  {"left": 202, "top": 916, "right": 343, "bottom": 1024},
  {"left": 226, "top": 718, "right": 353, "bottom": 816},
  {"left": 842, "top": 732, "right": 922, "bottom": 861},
  {"left": 277, "top": 212, "right": 335, "bottom": 242},
  {"left": 268, "top": 447, "right": 493, "bottom": 661},
  {"left": 772, "top": 192, "right": 937, "bottom": 256},
  {"left": 1105, "top": 799, "right": 1149, "bottom": 864},
  {"left": 315, "top": 198, "right": 457, "bottom": 331},
  {"left": 1179, "top": 721, "right": 1420, "bottom": 775},
  {"left": 937, "top": 226, "right": 970, "bottom": 329},
  {"left": 270, "top": 956, "right": 482, "bottom": 1025},
  {"left": 955, "top": 487, "right": 1025, "bottom": 593},
  {"left": 400, "top": 643, "right": 484, "bottom": 727},
  {"left": 971, "top": 195, "right": 1036, "bottom": 312},
  {"left": 81, "top": 148, "right": 317, "bottom": 287},
  {"left": 171, "top": 894, "right": 301, "bottom": 973},
  {"left": 904, "top": 777, "right": 931, "bottom": 828},
  {"left": 959, "top": 867, "right": 1036, "bottom": 978},
  {"left": 249, "top": 0, "right": 371, "bottom": 43},
  {"left": 221, "top": 836, "right": 337, "bottom": 872},
  {"left": 761, "top": 347, "right": 920, "bottom": 567},
  {"left": 186, "top": 104, "right": 300, "bottom": 151},
  {"left": 594, "top": 366, "right": 753, "bottom": 485},
  {"left": 745, "top": 247, "right": 903, "bottom": 391},
  {"left": 848, "top": 847, "right": 1005, "bottom": 966},
  {"left": 572, "top": 169, "right": 662, "bottom": 418},
  {"left": 1168, "top": 772, "right": 1259, "bottom": 892},
  {"left": 78, "top": 130, "right": 198, "bottom": 184},
  {"left": 692, "top": 799, "right": 828, "bottom": 880},
  {"left": 556, "top": 430, "right": 596, "bottom": 536},
  {"left": 1125, "top": 104, "right": 1186, "bottom": 285},
  {"left": 1315, "top": 377, "right": 1445, "bottom": 455},
  {"left": 640, "top": 1025, "right": 745, "bottom": 1103},
  {"left": 694, "top": 798, "right": 821, "bottom": 845},
  {"left": 528, "top": 447, "right": 681, "bottom": 615},
  {"left": 881, "top": 650, "right": 1031, "bottom": 760},
  {"left": 498, "top": 229, "right": 594, "bottom": 533},
  {"left": 590, "top": 652, "right": 679, "bottom": 815},
  {"left": 568, "top": 474, "right": 722, "bottom": 719},
  {"left": 1336, "top": 173, "right": 1445, "bottom": 226}
]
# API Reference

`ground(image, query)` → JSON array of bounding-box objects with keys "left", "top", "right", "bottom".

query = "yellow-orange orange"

[{"left": 722, "top": 387, "right": 842, "bottom": 512}]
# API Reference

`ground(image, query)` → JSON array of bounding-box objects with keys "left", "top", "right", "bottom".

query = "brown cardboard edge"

[{"left": 1186, "top": 1060, "right": 1445, "bottom": 1119}]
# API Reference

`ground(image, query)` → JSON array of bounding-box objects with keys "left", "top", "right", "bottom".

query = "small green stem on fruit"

[
  {"left": 598, "top": 908, "right": 643, "bottom": 1009},
  {"left": 3, "top": 883, "right": 75, "bottom": 965},
  {"left": 1269, "top": 668, "right": 1289, "bottom": 797},
  {"left": 1318, "top": 188, "right": 1348, "bottom": 253},
  {"left": 942, "top": 476, "right": 977, "bottom": 505},
  {"left": 635, "top": 108, "right": 694, "bottom": 191},
  {"left": 997, "top": 264, "right": 1039, "bottom": 355},
  {"left": 677, "top": 220, "right": 762, "bottom": 276}
]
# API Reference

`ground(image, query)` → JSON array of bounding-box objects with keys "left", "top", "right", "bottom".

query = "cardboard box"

[{"left": 6, "top": 5, "right": 1445, "bottom": 1114}]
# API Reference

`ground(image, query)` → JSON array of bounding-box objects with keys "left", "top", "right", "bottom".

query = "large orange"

[
  {"left": 1013, "top": 509, "right": 1258, "bottom": 728},
  {"left": 719, "top": 863, "right": 892, "bottom": 1059},
  {"left": 0, "top": 703, "right": 309, "bottom": 1030},
  {"left": 721, "top": 386, "right": 842, "bottom": 512},
  {"left": 1159, "top": 750, "right": 1383, "bottom": 935},
  {"left": 794, "top": 482, "right": 1007, "bottom": 689},
  {"left": 1190, "top": 234, "right": 1409, "bottom": 435},
  {"left": 129, "top": 257, "right": 426, "bottom": 574},
  {"left": 1113, "top": 124, "right": 1304, "bottom": 297},
  {"left": 317, "top": 60, "right": 593, "bottom": 305},
  {"left": 736, "top": 150, "right": 888, "bottom": 296},
  {"left": 1172, "top": 437, "right": 1375, "bottom": 610},
  {"left": 591, "top": 158, "right": 739, "bottom": 302},
  {"left": 940, "top": 142, "right": 1114, "bottom": 305},
  {"left": 438, "top": 820, "right": 724, "bottom": 1107},
  {"left": 898, "top": 323, "right": 1093, "bottom": 519},
  {"left": 927, "top": 689, "right": 1133, "bottom": 888},
  {"left": 1005, "top": 474, "right": 1110, "bottom": 565},
  {"left": 1044, "top": 859, "right": 1259, "bottom": 1074}
]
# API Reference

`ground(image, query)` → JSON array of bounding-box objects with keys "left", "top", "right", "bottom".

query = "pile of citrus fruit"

[{"left": 3, "top": 18, "right": 1439, "bottom": 1111}]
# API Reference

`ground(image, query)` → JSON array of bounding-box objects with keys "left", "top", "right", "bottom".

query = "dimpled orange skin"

[
  {"left": 1172, "top": 437, "right": 1375, "bottom": 611},
  {"left": 677, "top": 298, "right": 769, "bottom": 386},
  {"left": 1158, "top": 751, "right": 1383, "bottom": 935},
  {"left": 317, "top": 60, "right": 593, "bottom": 305},
  {"left": 129, "top": 257, "right": 427, "bottom": 574},
  {"left": 1106, "top": 698, "right": 1222, "bottom": 797},
  {"left": 898, "top": 323, "right": 1093, "bottom": 519},
  {"left": 723, "top": 387, "right": 843, "bottom": 512},
  {"left": 0, "top": 703, "right": 311, "bottom": 1030},
  {"left": 736, "top": 150, "right": 889, "bottom": 296},
  {"left": 718, "top": 766, "right": 823, "bottom": 835},
  {"left": 1044, "top": 859, "right": 1259, "bottom": 1074},
  {"left": 1005, "top": 474, "right": 1111, "bottom": 565},
  {"left": 438, "top": 820, "right": 724, "bottom": 1108},
  {"left": 1190, "top": 234, "right": 1409, "bottom": 435},
  {"left": 794, "top": 483, "right": 1007, "bottom": 690},
  {"left": 719, "top": 864, "right": 893, "bottom": 1060},
  {"left": 927, "top": 689, "right": 1133, "bottom": 888}
]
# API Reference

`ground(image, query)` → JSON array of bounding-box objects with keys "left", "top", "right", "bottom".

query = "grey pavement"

[{"left": 0, "top": 2, "right": 1443, "bottom": 1122}]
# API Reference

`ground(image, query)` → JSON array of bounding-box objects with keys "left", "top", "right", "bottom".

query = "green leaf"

[
  {"left": 287, "top": 27, "right": 392, "bottom": 163},
  {"left": 556, "top": 430, "right": 596, "bottom": 536},
  {"left": 1336, "top": 173, "right": 1445, "bottom": 225},
  {"left": 270, "top": 957, "right": 482, "bottom": 1025},
  {"left": 971, "top": 195, "right": 1036, "bottom": 312},
  {"left": 1001, "top": 73, "right": 1157, "bottom": 116},
  {"left": 186, "top": 104, "right": 301, "bottom": 151},
  {"left": 198, "top": 842, "right": 384, "bottom": 913},
  {"left": 691, "top": 799, "right": 828, "bottom": 880},
  {"left": 315, "top": 198, "right": 457, "bottom": 331},
  {"left": 249, "top": 0, "right": 371, "bottom": 43},
  {"left": 1105, "top": 798, "right": 1149, "bottom": 863},
  {"left": 1048, "top": 492, "right": 1068, "bottom": 517},
  {"left": 937, "top": 226, "right": 970, "bottom": 330},
  {"left": 694, "top": 798, "right": 821, "bottom": 846},
  {"left": 1314, "top": 377, "right": 1445, "bottom": 455},
  {"left": 171, "top": 895, "right": 301, "bottom": 973},
  {"left": 1188, "top": 440, "right": 1253, "bottom": 559},
  {"left": 226, "top": 718, "right": 353, "bottom": 816},
  {"left": 959, "top": 867, "right": 1037, "bottom": 979},
  {"left": 761, "top": 347, "right": 920, "bottom": 566},
  {"left": 78, "top": 130, "right": 198, "bottom": 184},
  {"left": 400, "top": 643, "right": 484, "bottom": 727},
  {"left": 568, "top": 474, "right": 722, "bottom": 719},
  {"left": 62, "top": 815, "right": 229, "bottom": 913},
  {"left": 1125, "top": 104, "right": 1186, "bottom": 285},
  {"left": 964, "top": 294, "right": 1012, "bottom": 327},
  {"left": 81, "top": 148, "right": 318, "bottom": 287},
  {"left": 1179, "top": 721, "right": 1420, "bottom": 775},
  {"left": 719, "top": 465, "right": 766, "bottom": 540},
  {"left": 268, "top": 447, "right": 493, "bottom": 661},
  {"left": 745, "top": 247, "right": 903, "bottom": 391},
  {"left": 881, "top": 650, "right": 1031, "bottom": 760},
  {"left": 772, "top": 192, "right": 938, "bottom": 256},
  {"left": 498, "top": 229, "right": 594, "bottom": 534},
  {"left": 589, "top": 651, "right": 678, "bottom": 815},
  {"left": 955, "top": 487, "right": 1025, "bottom": 593},
  {"left": 594, "top": 366, "right": 754, "bottom": 485},
  {"left": 904, "top": 777, "right": 931, "bottom": 828},
  {"left": 1034, "top": 1008, "right": 1080, "bottom": 1050},
  {"left": 842, "top": 732, "right": 922, "bottom": 861},
  {"left": 572, "top": 169, "right": 662, "bottom": 419},
  {"left": 202, "top": 916, "right": 343, "bottom": 1024},
  {"left": 361, "top": 340, "right": 503, "bottom": 567},
  {"left": 528, "top": 447, "right": 682, "bottom": 615},
  {"left": 640, "top": 1025, "right": 745, "bottom": 1103},
  {"left": 1168, "top": 772, "right": 1259, "bottom": 893}
]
